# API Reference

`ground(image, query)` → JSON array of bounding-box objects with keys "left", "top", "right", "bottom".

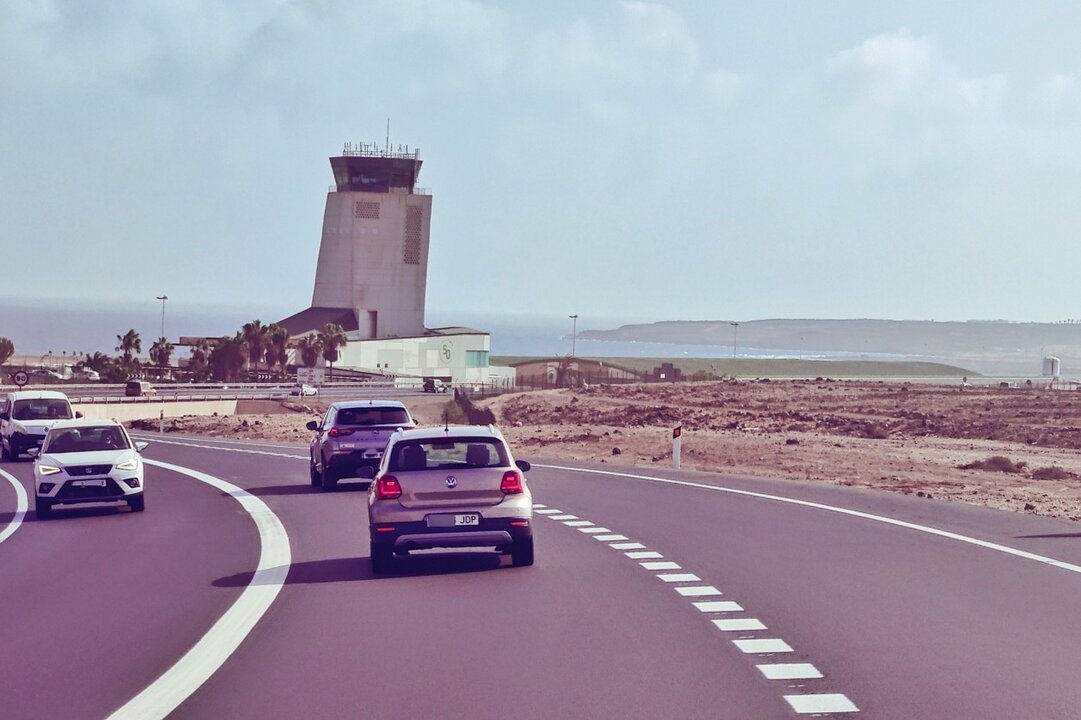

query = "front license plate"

[
  {"left": 72, "top": 479, "right": 107, "bottom": 487},
  {"left": 454, "top": 514, "right": 480, "bottom": 526}
]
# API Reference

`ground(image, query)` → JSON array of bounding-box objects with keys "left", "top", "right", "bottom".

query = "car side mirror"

[
  {"left": 27, "top": 448, "right": 40, "bottom": 459},
  {"left": 135, "top": 441, "right": 149, "bottom": 452},
  {"left": 515, "top": 460, "right": 531, "bottom": 472},
  {"left": 306, "top": 420, "right": 320, "bottom": 431},
  {"left": 75, "top": 411, "right": 83, "bottom": 419}
]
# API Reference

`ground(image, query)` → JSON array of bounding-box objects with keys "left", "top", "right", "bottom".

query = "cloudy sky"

[{"left": 3, "top": 1, "right": 1081, "bottom": 327}]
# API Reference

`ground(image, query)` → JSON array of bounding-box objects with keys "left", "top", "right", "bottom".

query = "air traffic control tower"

[{"left": 285, "top": 142, "right": 432, "bottom": 339}]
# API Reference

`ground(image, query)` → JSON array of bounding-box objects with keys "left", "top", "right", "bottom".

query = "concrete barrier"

[{"left": 78, "top": 400, "right": 239, "bottom": 422}]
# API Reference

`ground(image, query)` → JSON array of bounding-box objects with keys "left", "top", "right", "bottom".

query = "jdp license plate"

[{"left": 454, "top": 514, "right": 480, "bottom": 526}]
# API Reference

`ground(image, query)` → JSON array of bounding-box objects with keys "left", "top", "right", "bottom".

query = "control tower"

[{"left": 305, "top": 142, "right": 432, "bottom": 339}]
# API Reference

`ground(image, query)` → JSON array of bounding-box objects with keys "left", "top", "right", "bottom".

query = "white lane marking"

[
  {"left": 549, "top": 514, "right": 578, "bottom": 520},
  {"left": 579, "top": 527, "right": 612, "bottom": 534},
  {"left": 609, "top": 542, "right": 645, "bottom": 550},
  {"left": 108, "top": 460, "right": 291, "bottom": 720},
  {"left": 733, "top": 638, "right": 793, "bottom": 654},
  {"left": 563, "top": 520, "right": 594, "bottom": 527},
  {"left": 657, "top": 573, "right": 701, "bottom": 583},
  {"left": 676, "top": 586, "right": 722, "bottom": 597},
  {"left": 693, "top": 600, "right": 744, "bottom": 613},
  {"left": 591, "top": 533, "right": 625, "bottom": 541},
  {"left": 532, "top": 503, "right": 547, "bottom": 508},
  {"left": 714, "top": 618, "right": 767, "bottom": 632},
  {"left": 538, "top": 463, "right": 1081, "bottom": 577},
  {"left": 758, "top": 663, "right": 823, "bottom": 680},
  {"left": 535, "top": 508, "right": 563, "bottom": 515},
  {"left": 131, "top": 437, "right": 305, "bottom": 461},
  {"left": 129, "top": 434, "right": 307, "bottom": 452},
  {"left": 626, "top": 551, "right": 663, "bottom": 559},
  {"left": 641, "top": 561, "right": 681, "bottom": 571},
  {"left": 784, "top": 694, "right": 859, "bottom": 714},
  {"left": 0, "top": 468, "right": 28, "bottom": 545}
]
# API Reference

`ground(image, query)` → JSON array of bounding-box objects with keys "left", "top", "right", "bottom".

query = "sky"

[{"left": 3, "top": 1, "right": 1081, "bottom": 331}]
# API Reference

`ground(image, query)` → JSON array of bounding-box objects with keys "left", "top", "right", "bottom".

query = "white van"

[{"left": 0, "top": 390, "right": 79, "bottom": 460}]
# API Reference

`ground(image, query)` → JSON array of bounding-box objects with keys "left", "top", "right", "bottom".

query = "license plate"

[
  {"left": 72, "top": 479, "right": 107, "bottom": 487},
  {"left": 427, "top": 513, "right": 481, "bottom": 528},
  {"left": 454, "top": 514, "right": 480, "bottom": 526}
]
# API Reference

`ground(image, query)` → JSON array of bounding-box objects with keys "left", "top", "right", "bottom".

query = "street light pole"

[
  {"left": 569, "top": 314, "right": 579, "bottom": 357},
  {"left": 730, "top": 321, "right": 740, "bottom": 359},
  {"left": 156, "top": 295, "right": 168, "bottom": 340}
]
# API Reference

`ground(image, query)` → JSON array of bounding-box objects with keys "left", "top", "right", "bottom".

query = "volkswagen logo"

[{"left": 445, "top": 476, "right": 458, "bottom": 488}]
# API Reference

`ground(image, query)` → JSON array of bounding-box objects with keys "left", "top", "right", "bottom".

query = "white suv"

[{"left": 1, "top": 390, "right": 79, "bottom": 460}]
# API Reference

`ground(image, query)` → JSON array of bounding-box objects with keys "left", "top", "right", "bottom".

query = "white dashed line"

[
  {"left": 578, "top": 527, "right": 612, "bottom": 534},
  {"left": 626, "top": 551, "right": 663, "bottom": 559},
  {"left": 657, "top": 573, "right": 701, "bottom": 583},
  {"left": 784, "top": 694, "right": 859, "bottom": 714},
  {"left": 534, "top": 508, "right": 563, "bottom": 515},
  {"left": 563, "top": 520, "right": 594, "bottom": 527},
  {"left": 609, "top": 542, "right": 645, "bottom": 550},
  {"left": 592, "top": 533, "right": 625, "bottom": 541},
  {"left": 532, "top": 503, "right": 547, "bottom": 508},
  {"left": 549, "top": 514, "right": 578, "bottom": 520},
  {"left": 733, "top": 638, "right": 793, "bottom": 654},
  {"left": 757, "top": 663, "right": 823, "bottom": 680},
  {"left": 693, "top": 601, "right": 744, "bottom": 613},
  {"left": 641, "top": 561, "right": 681, "bottom": 571},
  {"left": 713, "top": 618, "right": 767, "bottom": 632},
  {"left": 676, "top": 586, "right": 722, "bottom": 598},
  {"left": 0, "top": 468, "right": 28, "bottom": 546}
]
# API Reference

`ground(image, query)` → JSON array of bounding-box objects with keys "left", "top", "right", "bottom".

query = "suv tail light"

[
  {"left": 501, "top": 471, "right": 524, "bottom": 495},
  {"left": 328, "top": 428, "right": 355, "bottom": 438},
  {"left": 375, "top": 475, "right": 402, "bottom": 500}
]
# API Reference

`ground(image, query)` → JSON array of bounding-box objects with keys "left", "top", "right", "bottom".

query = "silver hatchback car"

[{"left": 367, "top": 425, "right": 533, "bottom": 573}]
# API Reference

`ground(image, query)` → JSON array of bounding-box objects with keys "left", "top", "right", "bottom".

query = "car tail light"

[
  {"left": 328, "top": 427, "right": 355, "bottom": 438},
  {"left": 501, "top": 471, "right": 524, "bottom": 494},
  {"left": 375, "top": 475, "right": 402, "bottom": 500}
]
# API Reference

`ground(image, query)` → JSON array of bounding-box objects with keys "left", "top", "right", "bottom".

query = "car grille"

[
  {"left": 57, "top": 478, "right": 123, "bottom": 500},
  {"left": 65, "top": 464, "right": 114, "bottom": 476}
]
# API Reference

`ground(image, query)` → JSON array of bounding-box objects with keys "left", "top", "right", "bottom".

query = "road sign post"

[{"left": 672, "top": 422, "right": 682, "bottom": 469}]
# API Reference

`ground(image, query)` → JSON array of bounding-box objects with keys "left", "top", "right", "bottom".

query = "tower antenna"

[{"left": 386, "top": 118, "right": 390, "bottom": 153}]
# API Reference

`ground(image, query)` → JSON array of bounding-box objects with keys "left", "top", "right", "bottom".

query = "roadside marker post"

[{"left": 673, "top": 423, "right": 682, "bottom": 469}]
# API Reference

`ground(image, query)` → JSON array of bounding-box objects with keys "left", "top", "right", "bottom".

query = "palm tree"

[
  {"left": 188, "top": 338, "right": 212, "bottom": 381},
  {"left": 0, "top": 337, "right": 14, "bottom": 369},
  {"left": 319, "top": 323, "right": 347, "bottom": 382},
  {"left": 264, "top": 323, "right": 289, "bottom": 376},
  {"left": 241, "top": 320, "right": 268, "bottom": 378},
  {"left": 296, "top": 333, "right": 322, "bottom": 368},
  {"left": 208, "top": 334, "right": 248, "bottom": 382},
  {"left": 150, "top": 337, "right": 175, "bottom": 369},
  {"left": 115, "top": 329, "right": 141, "bottom": 371},
  {"left": 83, "top": 351, "right": 111, "bottom": 373}
]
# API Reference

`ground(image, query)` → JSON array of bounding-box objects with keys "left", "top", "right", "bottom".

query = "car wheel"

[
  {"left": 309, "top": 462, "right": 321, "bottom": 487},
  {"left": 35, "top": 498, "right": 52, "bottom": 520},
  {"left": 321, "top": 465, "right": 338, "bottom": 491},
  {"left": 0, "top": 440, "right": 8, "bottom": 460},
  {"left": 371, "top": 542, "right": 393, "bottom": 574},
  {"left": 128, "top": 494, "right": 145, "bottom": 512},
  {"left": 511, "top": 536, "right": 534, "bottom": 567}
]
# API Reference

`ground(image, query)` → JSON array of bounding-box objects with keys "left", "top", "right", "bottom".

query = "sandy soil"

[{"left": 130, "top": 381, "right": 1081, "bottom": 522}]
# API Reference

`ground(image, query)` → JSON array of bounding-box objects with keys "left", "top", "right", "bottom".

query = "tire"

[
  {"left": 0, "top": 439, "right": 8, "bottom": 461},
  {"left": 511, "top": 536, "right": 534, "bottom": 567},
  {"left": 128, "top": 494, "right": 145, "bottom": 512},
  {"left": 309, "top": 462, "right": 321, "bottom": 487},
  {"left": 371, "top": 542, "right": 393, "bottom": 574},
  {"left": 35, "top": 498, "right": 52, "bottom": 520},
  {"left": 321, "top": 466, "right": 338, "bottom": 491}
]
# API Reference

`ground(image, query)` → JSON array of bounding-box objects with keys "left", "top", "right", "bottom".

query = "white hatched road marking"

[
  {"left": 713, "top": 618, "right": 767, "bottom": 632},
  {"left": 626, "top": 551, "right": 663, "bottom": 559},
  {"left": 733, "top": 638, "right": 793, "bottom": 654},
  {"left": 758, "top": 663, "right": 823, "bottom": 680},
  {"left": 676, "top": 586, "right": 722, "bottom": 597},
  {"left": 693, "top": 601, "right": 744, "bottom": 613},
  {"left": 592, "top": 533, "right": 625, "bottom": 541},
  {"left": 609, "top": 542, "right": 645, "bottom": 550},
  {"left": 784, "top": 694, "right": 859, "bottom": 714},
  {"left": 657, "top": 573, "right": 701, "bottom": 583},
  {"left": 641, "top": 561, "right": 681, "bottom": 571},
  {"left": 0, "top": 468, "right": 28, "bottom": 545},
  {"left": 563, "top": 520, "right": 594, "bottom": 527}
]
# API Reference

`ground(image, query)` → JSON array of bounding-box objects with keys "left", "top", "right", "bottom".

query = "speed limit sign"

[{"left": 11, "top": 371, "right": 29, "bottom": 388}]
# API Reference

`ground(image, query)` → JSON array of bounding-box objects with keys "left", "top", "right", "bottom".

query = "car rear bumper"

[{"left": 371, "top": 517, "right": 532, "bottom": 553}]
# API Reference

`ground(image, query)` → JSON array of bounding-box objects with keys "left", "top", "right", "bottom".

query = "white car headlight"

[
  {"left": 37, "top": 464, "right": 62, "bottom": 476},
  {"left": 115, "top": 458, "right": 140, "bottom": 471}
]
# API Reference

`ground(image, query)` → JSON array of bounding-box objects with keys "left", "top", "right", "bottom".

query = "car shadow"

[
  {"left": 229, "top": 483, "right": 371, "bottom": 498},
  {"left": 1015, "top": 532, "right": 1081, "bottom": 539},
  {"left": 11, "top": 505, "right": 131, "bottom": 523},
  {"left": 213, "top": 552, "right": 507, "bottom": 587}
]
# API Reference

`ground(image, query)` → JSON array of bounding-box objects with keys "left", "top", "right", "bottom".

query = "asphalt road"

[{"left": 3, "top": 434, "right": 1081, "bottom": 719}]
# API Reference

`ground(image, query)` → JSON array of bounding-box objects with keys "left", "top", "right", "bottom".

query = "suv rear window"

[
  {"left": 388, "top": 439, "right": 509, "bottom": 471},
  {"left": 336, "top": 407, "right": 410, "bottom": 426},
  {"left": 12, "top": 399, "right": 72, "bottom": 421}
]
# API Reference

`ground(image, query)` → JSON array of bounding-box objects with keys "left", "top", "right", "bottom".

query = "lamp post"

[
  {"left": 156, "top": 295, "right": 168, "bottom": 340},
  {"left": 569, "top": 314, "right": 579, "bottom": 357},
  {"left": 730, "top": 321, "right": 740, "bottom": 359}
]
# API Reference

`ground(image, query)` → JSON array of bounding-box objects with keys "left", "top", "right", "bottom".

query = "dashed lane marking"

[
  {"left": 641, "top": 561, "right": 682, "bottom": 571},
  {"left": 714, "top": 618, "right": 767, "bottom": 632},
  {"left": 757, "top": 663, "right": 823, "bottom": 680},
  {"left": 676, "top": 586, "right": 722, "bottom": 597},
  {"left": 733, "top": 638, "right": 794, "bottom": 654},
  {"left": 578, "top": 527, "right": 612, "bottom": 534},
  {"left": 609, "top": 542, "right": 646, "bottom": 550},
  {"left": 563, "top": 520, "right": 594, "bottom": 527},
  {"left": 657, "top": 572, "right": 701, "bottom": 583},
  {"left": 693, "top": 600, "right": 744, "bottom": 613},
  {"left": 534, "top": 508, "right": 563, "bottom": 515},
  {"left": 784, "top": 693, "right": 859, "bottom": 714},
  {"left": 549, "top": 514, "right": 578, "bottom": 520},
  {"left": 626, "top": 551, "right": 663, "bottom": 559},
  {"left": 0, "top": 468, "right": 28, "bottom": 546},
  {"left": 108, "top": 460, "right": 291, "bottom": 720},
  {"left": 591, "top": 533, "right": 625, "bottom": 541}
]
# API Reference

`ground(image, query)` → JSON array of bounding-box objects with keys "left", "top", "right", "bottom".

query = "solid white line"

[
  {"left": 713, "top": 618, "right": 767, "bottom": 631},
  {"left": 758, "top": 663, "right": 823, "bottom": 680},
  {"left": 534, "top": 508, "right": 563, "bottom": 515},
  {"left": 129, "top": 434, "right": 307, "bottom": 452},
  {"left": 563, "top": 520, "right": 594, "bottom": 527},
  {"left": 0, "top": 468, "right": 28, "bottom": 545},
  {"left": 132, "top": 437, "right": 305, "bottom": 461},
  {"left": 657, "top": 573, "right": 701, "bottom": 583},
  {"left": 784, "top": 694, "right": 858, "bottom": 714},
  {"left": 108, "top": 459, "right": 291, "bottom": 720},
  {"left": 693, "top": 600, "right": 744, "bottom": 613},
  {"left": 641, "top": 561, "right": 681, "bottom": 571},
  {"left": 609, "top": 542, "right": 645, "bottom": 550},
  {"left": 676, "top": 586, "right": 722, "bottom": 597},
  {"left": 537, "top": 463, "right": 1081, "bottom": 576},
  {"left": 733, "top": 638, "right": 793, "bottom": 654},
  {"left": 579, "top": 527, "right": 612, "bottom": 534},
  {"left": 626, "top": 551, "right": 663, "bottom": 559},
  {"left": 549, "top": 514, "right": 578, "bottom": 520},
  {"left": 591, "top": 533, "right": 625, "bottom": 541}
]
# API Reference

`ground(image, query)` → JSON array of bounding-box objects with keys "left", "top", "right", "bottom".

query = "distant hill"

[{"left": 578, "top": 319, "right": 1081, "bottom": 376}]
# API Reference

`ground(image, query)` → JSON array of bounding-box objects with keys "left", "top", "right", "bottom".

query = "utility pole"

[
  {"left": 730, "top": 321, "right": 740, "bottom": 359},
  {"left": 156, "top": 295, "right": 168, "bottom": 339},
  {"left": 569, "top": 314, "right": 579, "bottom": 357}
]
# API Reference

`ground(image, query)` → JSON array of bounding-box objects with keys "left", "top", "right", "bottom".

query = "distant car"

[
  {"left": 80, "top": 369, "right": 101, "bottom": 382},
  {"left": 422, "top": 378, "right": 449, "bottom": 393},
  {"left": 125, "top": 380, "right": 156, "bottom": 397},
  {"left": 32, "top": 419, "right": 148, "bottom": 519},
  {"left": 307, "top": 400, "right": 415, "bottom": 491},
  {"left": 0, "top": 390, "right": 79, "bottom": 460},
  {"left": 291, "top": 384, "right": 318, "bottom": 397},
  {"left": 367, "top": 424, "right": 534, "bottom": 573}
]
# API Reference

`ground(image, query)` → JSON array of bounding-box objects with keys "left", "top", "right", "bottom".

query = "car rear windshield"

[
  {"left": 44, "top": 426, "right": 130, "bottom": 453},
  {"left": 335, "top": 407, "right": 410, "bottom": 426},
  {"left": 12, "top": 399, "right": 73, "bottom": 421},
  {"left": 388, "top": 439, "right": 509, "bottom": 471}
]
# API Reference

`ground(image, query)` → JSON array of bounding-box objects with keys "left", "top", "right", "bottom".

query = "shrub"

[
  {"left": 1031, "top": 465, "right": 1077, "bottom": 481},
  {"left": 958, "top": 456, "right": 1026, "bottom": 473}
]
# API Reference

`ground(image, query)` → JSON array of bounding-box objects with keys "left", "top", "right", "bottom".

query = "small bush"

[
  {"left": 1031, "top": 465, "right": 1077, "bottom": 481},
  {"left": 958, "top": 456, "right": 1026, "bottom": 473}
]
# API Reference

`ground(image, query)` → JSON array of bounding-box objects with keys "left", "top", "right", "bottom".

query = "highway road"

[{"left": 3, "top": 433, "right": 1081, "bottom": 719}]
